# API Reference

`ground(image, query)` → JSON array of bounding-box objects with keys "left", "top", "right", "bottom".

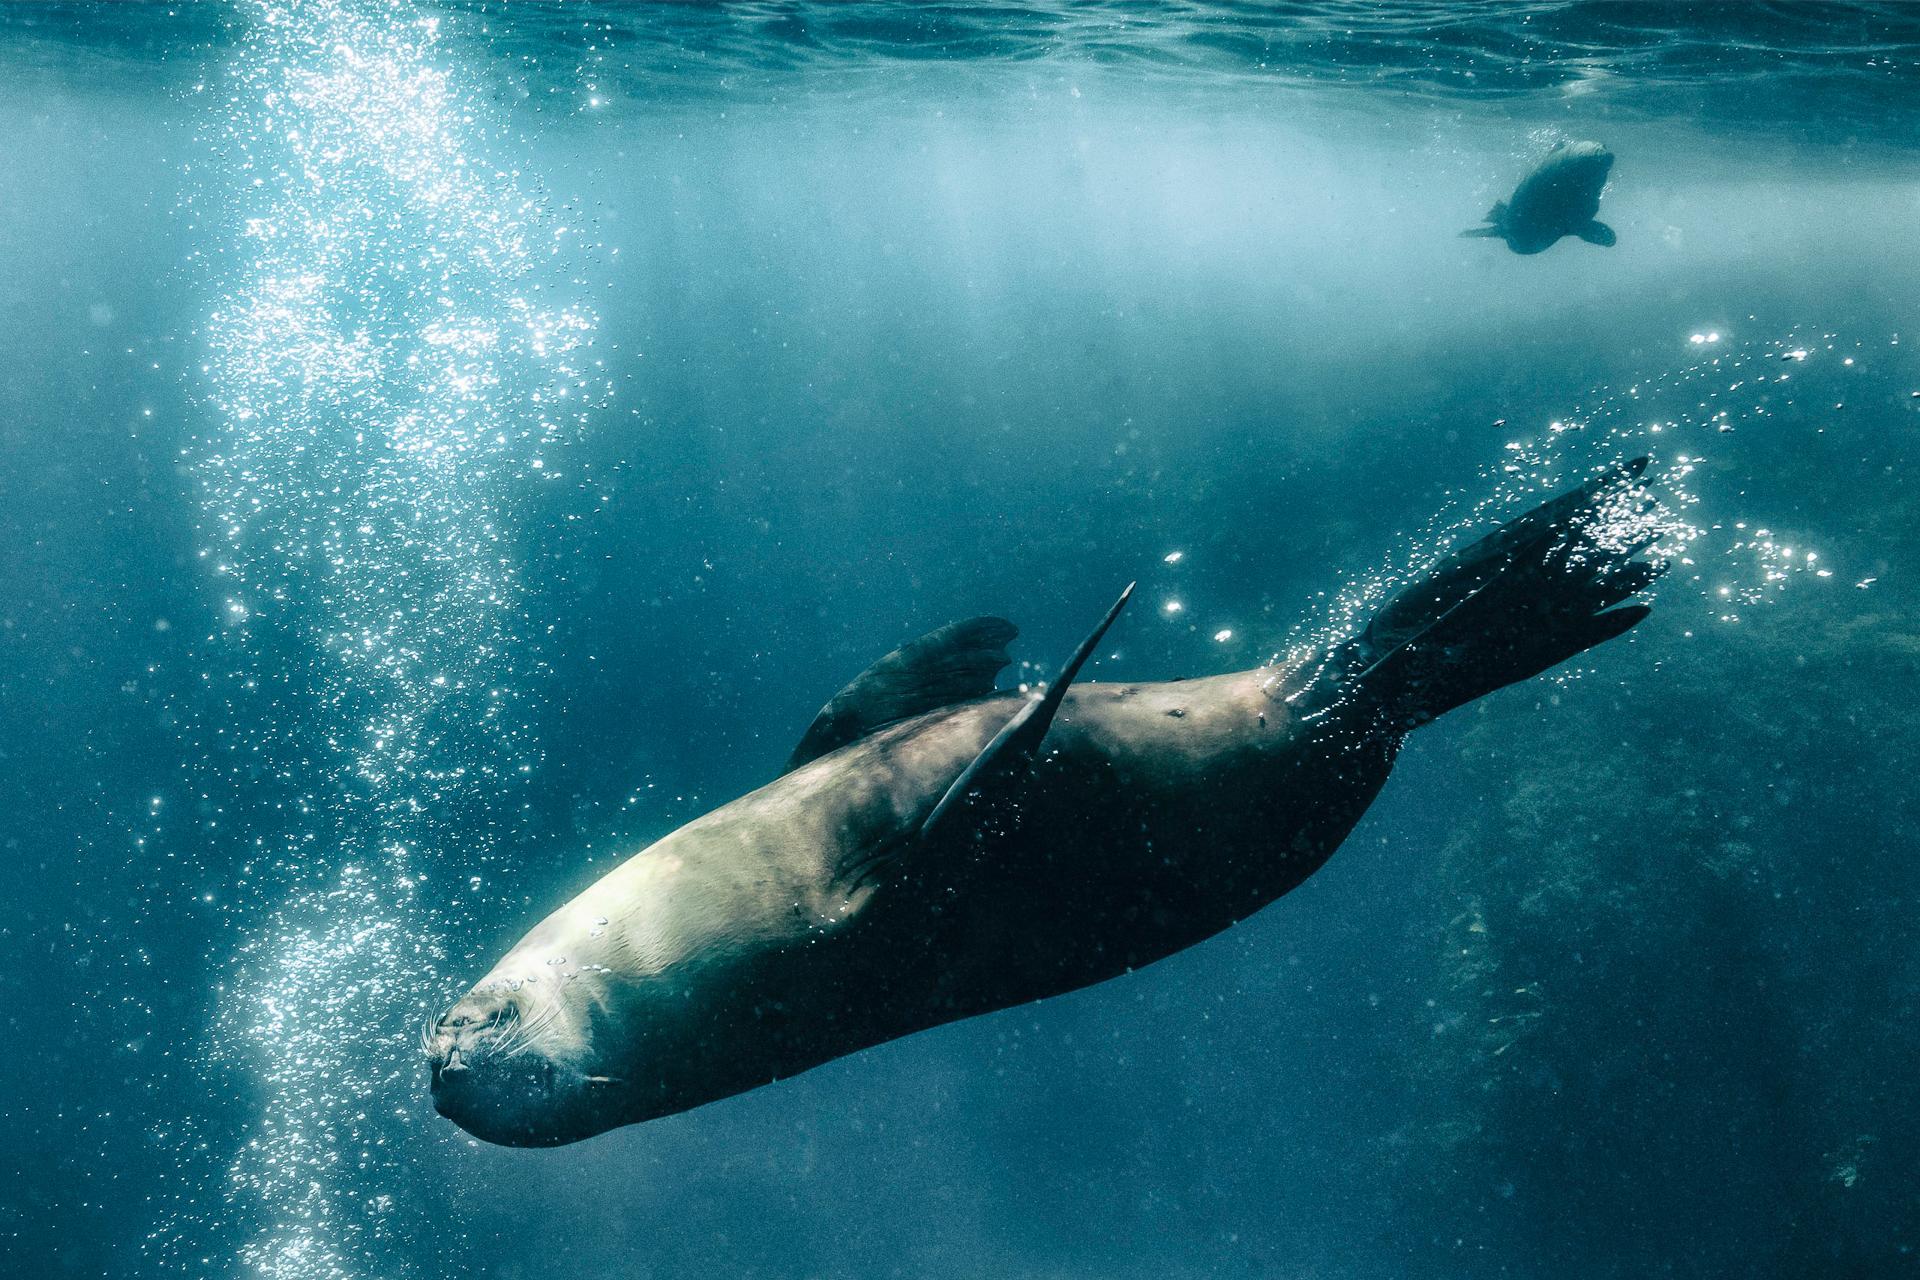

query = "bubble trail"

[
  {"left": 1261, "top": 326, "right": 1876, "bottom": 680},
  {"left": 166, "top": 1, "right": 601, "bottom": 1275}
]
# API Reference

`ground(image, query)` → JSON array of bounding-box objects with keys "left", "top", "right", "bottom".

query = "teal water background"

[{"left": 3, "top": 4, "right": 1918, "bottom": 1277}]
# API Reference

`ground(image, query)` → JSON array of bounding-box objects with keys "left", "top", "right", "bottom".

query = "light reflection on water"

[{"left": 8, "top": 2, "right": 1919, "bottom": 144}]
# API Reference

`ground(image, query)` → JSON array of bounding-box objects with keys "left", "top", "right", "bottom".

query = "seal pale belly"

[{"left": 429, "top": 460, "right": 1664, "bottom": 1146}]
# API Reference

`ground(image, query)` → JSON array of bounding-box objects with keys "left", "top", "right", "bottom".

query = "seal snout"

[
  {"left": 424, "top": 987, "right": 595, "bottom": 1145},
  {"left": 429, "top": 1044, "right": 471, "bottom": 1089},
  {"left": 427, "top": 1018, "right": 514, "bottom": 1134},
  {"left": 425, "top": 994, "right": 516, "bottom": 1104}
]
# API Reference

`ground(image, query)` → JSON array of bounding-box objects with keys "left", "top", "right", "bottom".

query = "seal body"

[
  {"left": 1464, "top": 140, "right": 1616, "bottom": 254},
  {"left": 429, "top": 463, "right": 1665, "bottom": 1146}
]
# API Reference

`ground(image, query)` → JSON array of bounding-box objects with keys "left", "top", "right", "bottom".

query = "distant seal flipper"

[
  {"left": 1460, "top": 201, "right": 1508, "bottom": 238},
  {"left": 1303, "top": 458, "right": 1665, "bottom": 730},
  {"left": 921, "top": 582, "right": 1134, "bottom": 844},
  {"left": 1577, "top": 219, "right": 1616, "bottom": 247},
  {"left": 787, "top": 617, "right": 1018, "bottom": 771}
]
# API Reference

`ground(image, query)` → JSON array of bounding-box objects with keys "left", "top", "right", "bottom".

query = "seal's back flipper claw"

[
  {"left": 1337, "top": 459, "right": 1666, "bottom": 730},
  {"left": 1459, "top": 225, "right": 1502, "bottom": 238}
]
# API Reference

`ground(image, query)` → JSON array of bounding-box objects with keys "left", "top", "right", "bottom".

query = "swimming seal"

[
  {"left": 428, "top": 460, "right": 1666, "bottom": 1146},
  {"left": 1462, "top": 140, "right": 1617, "bottom": 254}
]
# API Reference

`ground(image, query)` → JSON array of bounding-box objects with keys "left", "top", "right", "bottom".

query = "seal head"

[{"left": 426, "top": 979, "right": 613, "bottom": 1147}]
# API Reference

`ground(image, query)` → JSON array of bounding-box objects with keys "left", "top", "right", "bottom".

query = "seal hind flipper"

[
  {"left": 1461, "top": 201, "right": 1507, "bottom": 238},
  {"left": 1326, "top": 458, "right": 1665, "bottom": 730},
  {"left": 786, "top": 616, "right": 1019, "bottom": 771},
  {"left": 921, "top": 583, "right": 1134, "bottom": 846}
]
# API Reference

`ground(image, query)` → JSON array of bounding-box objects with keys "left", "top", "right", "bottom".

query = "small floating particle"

[
  {"left": 1857, "top": 578, "right": 1877, "bottom": 589},
  {"left": 1213, "top": 629, "right": 1233, "bottom": 643},
  {"left": 1163, "top": 551, "right": 1183, "bottom": 564},
  {"left": 1163, "top": 600, "right": 1183, "bottom": 614}
]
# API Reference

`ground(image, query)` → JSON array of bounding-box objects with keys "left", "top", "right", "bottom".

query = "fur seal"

[
  {"left": 428, "top": 460, "right": 1665, "bottom": 1146},
  {"left": 1463, "top": 140, "right": 1616, "bottom": 254}
]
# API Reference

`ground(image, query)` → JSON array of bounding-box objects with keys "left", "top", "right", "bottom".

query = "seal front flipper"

[
  {"left": 921, "top": 582, "right": 1134, "bottom": 846},
  {"left": 1577, "top": 219, "right": 1616, "bottom": 247},
  {"left": 786, "top": 616, "right": 1018, "bottom": 772}
]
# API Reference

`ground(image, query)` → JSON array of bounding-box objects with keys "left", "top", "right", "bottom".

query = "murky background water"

[{"left": 3, "top": 3, "right": 1917, "bottom": 1277}]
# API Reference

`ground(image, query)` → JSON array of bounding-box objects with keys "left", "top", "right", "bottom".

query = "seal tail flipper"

[
  {"left": 1458, "top": 225, "right": 1503, "bottom": 238},
  {"left": 1577, "top": 219, "right": 1617, "bottom": 247},
  {"left": 1331, "top": 458, "right": 1666, "bottom": 731}
]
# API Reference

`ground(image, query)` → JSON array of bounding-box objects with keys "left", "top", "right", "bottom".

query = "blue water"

[{"left": 3, "top": 2, "right": 1917, "bottom": 1277}]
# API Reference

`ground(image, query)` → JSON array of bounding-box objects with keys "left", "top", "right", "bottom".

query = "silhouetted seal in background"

[
  {"left": 429, "top": 461, "right": 1666, "bottom": 1146},
  {"left": 1463, "top": 140, "right": 1617, "bottom": 253}
]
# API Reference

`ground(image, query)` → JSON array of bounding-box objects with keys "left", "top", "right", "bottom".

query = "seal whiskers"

[{"left": 492, "top": 1001, "right": 561, "bottom": 1062}]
